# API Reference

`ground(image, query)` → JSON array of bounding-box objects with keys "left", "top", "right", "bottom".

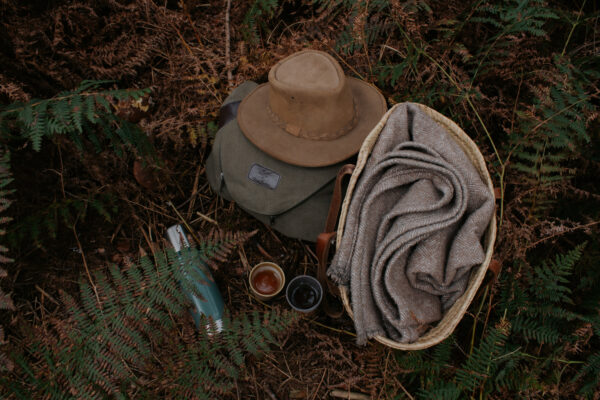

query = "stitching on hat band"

[{"left": 266, "top": 101, "right": 359, "bottom": 141}]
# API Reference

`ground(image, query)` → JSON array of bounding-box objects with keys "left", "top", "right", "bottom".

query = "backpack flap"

[
  {"left": 218, "top": 120, "right": 341, "bottom": 216},
  {"left": 205, "top": 82, "right": 345, "bottom": 241}
]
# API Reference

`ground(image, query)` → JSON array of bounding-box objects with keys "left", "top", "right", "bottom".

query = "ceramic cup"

[
  {"left": 249, "top": 262, "right": 285, "bottom": 301},
  {"left": 285, "top": 275, "right": 323, "bottom": 313}
]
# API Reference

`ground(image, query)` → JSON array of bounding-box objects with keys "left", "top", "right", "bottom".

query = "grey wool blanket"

[{"left": 328, "top": 103, "right": 495, "bottom": 344}]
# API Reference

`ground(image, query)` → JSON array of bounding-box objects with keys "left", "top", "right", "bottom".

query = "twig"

[
  {"left": 329, "top": 390, "right": 370, "bottom": 400},
  {"left": 469, "top": 286, "right": 489, "bottom": 356},
  {"left": 238, "top": 245, "right": 251, "bottom": 272},
  {"left": 304, "top": 244, "right": 318, "bottom": 263},
  {"left": 4, "top": 89, "right": 119, "bottom": 114},
  {"left": 307, "top": 319, "right": 356, "bottom": 337},
  {"left": 160, "top": 8, "right": 222, "bottom": 102},
  {"left": 251, "top": 366, "right": 260, "bottom": 400},
  {"left": 379, "top": 350, "right": 390, "bottom": 399},
  {"left": 166, "top": 201, "right": 202, "bottom": 245},
  {"left": 35, "top": 284, "right": 59, "bottom": 305},
  {"left": 180, "top": 0, "right": 219, "bottom": 77},
  {"left": 186, "top": 164, "right": 204, "bottom": 218},
  {"left": 122, "top": 197, "right": 179, "bottom": 221},
  {"left": 530, "top": 94, "right": 597, "bottom": 134},
  {"left": 257, "top": 243, "right": 274, "bottom": 259},
  {"left": 276, "top": 20, "right": 309, "bottom": 42},
  {"left": 310, "top": 369, "right": 327, "bottom": 400},
  {"left": 327, "top": 46, "right": 366, "bottom": 81},
  {"left": 57, "top": 144, "right": 66, "bottom": 199},
  {"left": 561, "top": 0, "right": 587, "bottom": 57},
  {"left": 194, "top": 211, "right": 219, "bottom": 226},
  {"left": 527, "top": 220, "right": 600, "bottom": 249},
  {"left": 263, "top": 353, "right": 298, "bottom": 383},
  {"left": 225, "top": 0, "right": 233, "bottom": 87},
  {"left": 266, "top": 19, "right": 284, "bottom": 43},
  {"left": 360, "top": 2, "right": 373, "bottom": 78},
  {"left": 73, "top": 223, "right": 137, "bottom": 379},
  {"left": 110, "top": 220, "right": 124, "bottom": 243},
  {"left": 138, "top": 225, "right": 156, "bottom": 257},
  {"left": 266, "top": 226, "right": 283, "bottom": 244},
  {"left": 265, "top": 385, "right": 280, "bottom": 400},
  {"left": 393, "top": 377, "right": 416, "bottom": 400},
  {"left": 72, "top": 224, "right": 101, "bottom": 306}
]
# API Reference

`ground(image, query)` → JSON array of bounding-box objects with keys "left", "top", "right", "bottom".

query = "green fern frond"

[
  {"left": 473, "top": 0, "right": 558, "bottom": 41},
  {"left": 241, "top": 0, "right": 280, "bottom": 44},
  {"left": 455, "top": 325, "right": 509, "bottom": 392},
  {"left": 507, "top": 58, "right": 595, "bottom": 215},
  {"left": 83, "top": 95, "right": 98, "bottom": 124},
  {"left": 526, "top": 242, "right": 585, "bottom": 303},
  {"left": 574, "top": 351, "right": 600, "bottom": 395},
  {"left": 8, "top": 192, "right": 117, "bottom": 249},
  {"left": 418, "top": 381, "right": 461, "bottom": 400},
  {"left": 8, "top": 232, "right": 292, "bottom": 398},
  {"left": 512, "top": 316, "right": 562, "bottom": 344},
  {"left": 0, "top": 80, "right": 154, "bottom": 157},
  {"left": 28, "top": 104, "right": 48, "bottom": 151}
]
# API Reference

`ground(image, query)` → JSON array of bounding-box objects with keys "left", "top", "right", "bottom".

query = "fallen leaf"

[{"left": 133, "top": 160, "right": 163, "bottom": 191}]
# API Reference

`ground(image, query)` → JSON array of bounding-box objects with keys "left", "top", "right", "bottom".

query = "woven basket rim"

[{"left": 336, "top": 102, "right": 497, "bottom": 350}]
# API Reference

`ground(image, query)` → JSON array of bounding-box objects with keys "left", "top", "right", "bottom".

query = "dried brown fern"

[
  {"left": 201, "top": 228, "right": 259, "bottom": 268},
  {"left": 0, "top": 74, "right": 29, "bottom": 103},
  {"left": 0, "top": 148, "right": 13, "bottom": 373}
]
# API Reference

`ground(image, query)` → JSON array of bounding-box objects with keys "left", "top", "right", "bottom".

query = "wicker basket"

[{"left": 336, "top": 103, "right": 497, "bottom": 350}]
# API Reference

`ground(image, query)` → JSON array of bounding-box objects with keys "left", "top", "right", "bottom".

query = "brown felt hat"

[{"left": 237, "top": 50, "right": 387, "bottom": 167}]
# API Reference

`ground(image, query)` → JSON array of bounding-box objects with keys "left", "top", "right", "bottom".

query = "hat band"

[{"left": 266, "top": 101, "right": 358, "bottom": 141}]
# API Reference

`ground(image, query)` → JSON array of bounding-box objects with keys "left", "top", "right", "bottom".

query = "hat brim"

[{"left": 237, "top": 78, "right": 387, "bottom": 167}]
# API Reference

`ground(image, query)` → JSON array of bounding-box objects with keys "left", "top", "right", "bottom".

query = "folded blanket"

[{"left": 328, "top": 103, "right": 495, "bottom": 344}]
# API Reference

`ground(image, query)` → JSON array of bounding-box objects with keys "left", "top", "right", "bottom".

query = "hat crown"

[
  {"left": 268, "top": 50, "right": 356, "bottom": 140},
  {"left": 275, "top": 52, "right": 340, "bottom": 90}
]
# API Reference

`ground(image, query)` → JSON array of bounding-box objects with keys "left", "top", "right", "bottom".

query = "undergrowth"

[
  {"left": 394, "top": 243, "right": 599, "bottom": 398},
  {"left": 0, "top": 148, "right": 14, "bottom": 373},
  {"left": 0, "top": 0, "right": 598, "bottom": 398},
  {"left": 0, "top": 80, "right": 154, "bottom": 248},
  {"left": 0, "top": 80, "right": 152, "bottom": 156},
  {"left": 240, "top": 0, "right": 600, "bottom": 396},
  {"left": 2, "top": 238, "right": 295, "bottom": 398}
]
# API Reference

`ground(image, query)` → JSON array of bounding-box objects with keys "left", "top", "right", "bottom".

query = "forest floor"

[{"left": 1, "top": 0, "right": 599, "bottom": 399}]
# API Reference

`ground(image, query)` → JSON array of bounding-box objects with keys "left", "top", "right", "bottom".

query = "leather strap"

[
  {"left": 323, "top": 164, "right": 356, "bottom": 233},
  {"left": 317, "top": 164, "right": 355, "bottom": 318},
  {"left": 317, "top": 231, "right": 338, "bottom": 295},
  {"left": 486, "top": 258, "right": 502, "bottom": 286},
  {"left": 493, "top": 187, "right": 501, "bottom": 200},
  {"left": 218, "top": 100, "right": 241, "bottom": 128},
  {"left": 488, "top": 258, "right": 501, "bottom": 278},
  {"left": 474, "top": 257, "right": 502, "bottom": 303}
]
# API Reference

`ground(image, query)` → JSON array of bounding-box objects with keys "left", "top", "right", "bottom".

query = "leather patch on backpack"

[{"left": 248, "top": 163, "right": 280, "bottom": 190}]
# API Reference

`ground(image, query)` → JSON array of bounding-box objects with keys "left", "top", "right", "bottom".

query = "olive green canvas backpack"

[{"left": 205, "top": 82, "right": 345, "bottom": 242}]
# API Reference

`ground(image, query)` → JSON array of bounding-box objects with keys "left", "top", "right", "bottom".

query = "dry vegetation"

[{"left": 0, "top": 0, "right": 599, "bottom": 398}]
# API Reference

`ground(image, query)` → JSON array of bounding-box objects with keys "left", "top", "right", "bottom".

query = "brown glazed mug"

[{"left": 249, "top": 262, "right": 285, "bottom": 301}]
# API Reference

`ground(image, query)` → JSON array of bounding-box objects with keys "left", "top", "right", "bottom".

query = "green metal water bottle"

[{"left": 166, "top": 224, "right": 224, "bottom": 333}]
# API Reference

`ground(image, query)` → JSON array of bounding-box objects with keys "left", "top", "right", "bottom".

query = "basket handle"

[{"left": 316, "top": 164, "right": 355, "bottom": 318}]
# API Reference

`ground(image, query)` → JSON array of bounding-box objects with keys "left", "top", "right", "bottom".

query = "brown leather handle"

[
  {"left": 316, "top": 164, "right": 355, "bottom": 318},
  {"left": 317, "top": 231, "right": 338, "bottom": 295},
  {"left": 323, "top": 164, "right": 356, "bottom": 233}
]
